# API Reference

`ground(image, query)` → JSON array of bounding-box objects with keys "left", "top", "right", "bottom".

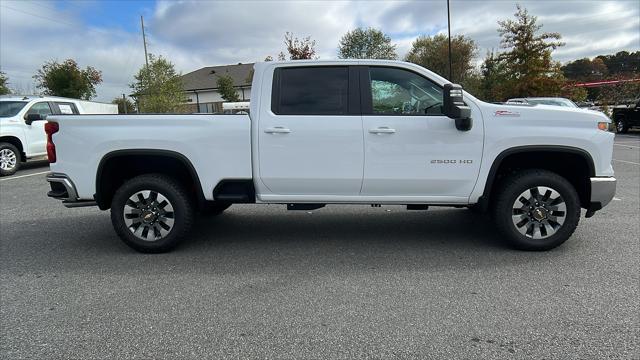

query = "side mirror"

[
  {"left": 25, "top": 113, "right": 45, "bottom": 125},
  {"left": 443, "top": 83, "right": 472, "bottom": 131}
]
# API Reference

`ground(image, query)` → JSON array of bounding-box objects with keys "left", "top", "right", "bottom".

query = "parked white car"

[
  {"left": 0, "top": 95, "right": 117, "bottom": 175},
  {"left": 43, "top": 60, "right": 615, "bottom": 253}
]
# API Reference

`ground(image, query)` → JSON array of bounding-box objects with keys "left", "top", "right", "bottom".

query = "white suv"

[{"left": 0, "top": 95, "right": 117, "bottom": 175}]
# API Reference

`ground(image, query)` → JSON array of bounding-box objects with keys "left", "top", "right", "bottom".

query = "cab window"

[
  {"left": 368, "top": 67, "right": 443, "bottom": 116},
  {"left": 54, "top": 102, "right": 79, "bottom": 114},
  {"left": 25, "top": 102, "right": 53, "bottom": 119},
  {"left": 272, "top": 66, "right": 349, "bottom": 115}
]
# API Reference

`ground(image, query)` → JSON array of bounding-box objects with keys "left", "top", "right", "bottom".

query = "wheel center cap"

[
  {"left": 142, "top": 211, "right": 156, "bottom": 223},
  {"left": 532, "top": 207, "right": 547, "bottom": 221}
]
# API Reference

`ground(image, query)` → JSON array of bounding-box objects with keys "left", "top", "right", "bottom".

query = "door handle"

[
  {"left": 264, "top": 126, "right": 291, "bottom": 134},
  {"left": 369, "top": 127, "right": 396, "bottom": 134}
]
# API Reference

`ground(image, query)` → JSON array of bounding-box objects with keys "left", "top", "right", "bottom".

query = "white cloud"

[{"left": 1, "top": 0, "right": 638, "bottom": 102}]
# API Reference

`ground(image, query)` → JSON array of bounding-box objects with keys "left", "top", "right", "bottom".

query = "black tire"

[
  {"left": 110, "top": 174, "right": 194, "bottom": 253},
  {"left": 616, "top": 118, "right": 628, "bottom": 133},
  {"left": 492, "top": 169, "right": 581, "bottom": 251},
  {"left": 200, "top": 202, "right": 232, "bottom": 216},
  {"left": 467, "top": 204, "right": 485, "bottom": 214},
  {"left": 0, "top": 142, "right": 21, "bottom": 176}
]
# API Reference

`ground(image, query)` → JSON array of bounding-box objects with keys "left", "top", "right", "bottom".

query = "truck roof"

[{"left": 254, "top": 59, "right": 452, "bottom": 90}]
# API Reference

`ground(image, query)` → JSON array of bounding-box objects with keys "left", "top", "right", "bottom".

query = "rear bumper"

[
  {"left": 46, "top": 173, "right": 97, "bottom": 208},
  {"left": 586, "top": 176, "right": 616, "bottom": 217}
]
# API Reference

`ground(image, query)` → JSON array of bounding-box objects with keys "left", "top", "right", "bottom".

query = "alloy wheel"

[
  {"left": 511, "top": 186, "right": 566, "bottom": 239},
  {"left": 0, "top": 149, "right": 17, "bottom": 171},
  {"left": 123, "top": 190, "right": 175, "bottom": 241}
]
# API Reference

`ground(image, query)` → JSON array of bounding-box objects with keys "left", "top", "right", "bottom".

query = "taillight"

[{"left": 44, "top": 122, "right": 59, "bottom": 163}]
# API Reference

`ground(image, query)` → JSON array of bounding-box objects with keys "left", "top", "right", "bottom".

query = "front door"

[
  {"left": 361, "top": 66, "right": 483, "bottom": 200},
  {"left": 24, "top": 102, "right": 53, "bottom": 156},
  {"left": 258, "top": 66, "right": 363, "bottom": 198}
]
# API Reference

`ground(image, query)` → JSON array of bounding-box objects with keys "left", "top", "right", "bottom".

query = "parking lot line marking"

[
  {"left": 0, "top": 171, "right": 50, "bottom": 182},
  {"left": 614, "top": 144, "right": 640, "bottom": 149},
  {"left": 613, "top": 197, "right": 621, "bottom": 201},
  {"left": 614, "top": 141, "right": 640, "bottom": 145},
  {"left": 613, "top": 159, "right": 640, "bottom": 166}
]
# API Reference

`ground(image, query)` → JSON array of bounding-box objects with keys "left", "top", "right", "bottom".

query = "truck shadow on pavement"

[
  {"left": 3, "top": 207, "right": 571, "bottom": 276},
  {"left": 191, "top": 207, "right": 502, "bottom": 249}
]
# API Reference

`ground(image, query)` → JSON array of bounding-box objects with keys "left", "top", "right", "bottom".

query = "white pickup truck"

[
  {"left": 42, "top": 60, "right": 616, "bottom": 253},
  {"left": 0, "top": 95, "right": 118, "bottom": 175}
]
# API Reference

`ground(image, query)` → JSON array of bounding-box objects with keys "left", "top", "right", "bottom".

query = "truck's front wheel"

[
  {"left": 0, "top": 142, "right": 21, "bottom": 176},
  {"left": 493, "top": 169, "right": 581, "bottom": 251},
  {"left": 110, "top": 174, "right": 194, "bottom": 253}
]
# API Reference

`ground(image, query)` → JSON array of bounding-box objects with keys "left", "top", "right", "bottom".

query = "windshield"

[
  {"left": 527, "top": 98, "right": 578, "bottom": 108},
  {"left": 0, "top": 101, "right": 28, "bottom": 117}
]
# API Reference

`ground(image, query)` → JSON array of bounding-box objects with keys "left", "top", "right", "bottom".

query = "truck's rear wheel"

[
  {"left": 0, "top": 142, "right": 21, "bottom": 176},
  {"left": 493, "top": 169, "right": 580, "bottom": 251},
  {"left": 110, "top": 174, "right": 194, "bottom": 253}
]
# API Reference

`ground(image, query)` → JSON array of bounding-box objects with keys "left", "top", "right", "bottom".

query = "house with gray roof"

[{"left": 181, "top": 63, "right": 253, "bottom": 113}]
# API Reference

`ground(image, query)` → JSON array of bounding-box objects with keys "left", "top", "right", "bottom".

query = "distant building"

[{"left": 181, "top": 63, "right": 253, "bottom": 113}]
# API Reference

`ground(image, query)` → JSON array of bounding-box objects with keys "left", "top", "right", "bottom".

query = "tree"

[
  {"left": 217, "top": 74, "right": 240, "bottom": 102},
  {"left": 493, "top": 4, "right": 566, "bottom": 98},
  {"left": 338, "top": 27, "right": 397, "bottom": 60},
  {"left": 562, "top": 51, "right": 640, "bottom": 102},
  {"left": 478, "top": 50, "right": 510, "bottom": 101},
  {"left": 283, "top": 32, "right": 317, "bottom": 60},
  {"left": 405, "top": 34, "right": 477, "bottom": 84},
  {"left": 130, "top": 54, "right": 188, "bottom": 113},
  {"left": 596, "top": 81, "right": 640, "bottom": 106},
  {"left": 112, "top": 96, "right": 136, "bottom": 114},
  {"left": 33, "top": 59, "right": 102, "bottom": 100},
  {"left": 596, "top": 51, "right": 640, "bottom": 75},
  {"left": 0, "top": 71, "right": 9, "bottom": 95},
  {"left": 562, "top": 57, "right": 608, "bottom": 81}
]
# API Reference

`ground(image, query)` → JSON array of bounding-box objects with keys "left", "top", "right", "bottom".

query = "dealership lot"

[{"left": 1, "top": 135, "right": 638, "bottom": 359}]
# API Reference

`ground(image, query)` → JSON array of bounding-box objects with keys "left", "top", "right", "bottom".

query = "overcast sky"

[{"left": 1, "top": 0, "right": 638, "bottom": 102}]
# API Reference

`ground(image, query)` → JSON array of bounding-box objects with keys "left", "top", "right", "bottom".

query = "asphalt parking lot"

[{"left": 1, "top": 134, "right": 638, "bottom": 359}]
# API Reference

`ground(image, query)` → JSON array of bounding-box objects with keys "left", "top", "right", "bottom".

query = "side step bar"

[
  {"left": 63, "top": 201, "right": 98, "bottom": 208},
  {"left": 287, "top": 204, "right": 326, "bottom": 211}
]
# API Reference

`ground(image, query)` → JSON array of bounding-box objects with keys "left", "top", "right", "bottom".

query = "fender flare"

[
  {"left": 95, "top": 149, "right": 205, "bottom": 209},
  {"left": 477, "top": 145, "right": 595, "bottom": 209}
]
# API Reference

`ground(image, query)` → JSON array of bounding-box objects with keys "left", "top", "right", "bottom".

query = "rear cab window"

[
  {"left": 53, "top": 102, "right": 79, "bottom": 115},
  {"left": 271, "top": 66, "right": 351, "bottom": 115}
]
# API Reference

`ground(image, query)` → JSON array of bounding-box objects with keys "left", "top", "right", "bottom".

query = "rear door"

[
  {"left": 360, "top": 66, "right": 483, "bottom": 199},
  {"left": 257, "top": 66, "right": 363, "bottom": 198}
]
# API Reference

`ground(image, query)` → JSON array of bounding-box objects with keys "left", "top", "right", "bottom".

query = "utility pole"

[
  {"left": 447, "top": 0, "right": 453, "bottom": 82},
  {"left": 122, "top": 94, "right": 128, "bottom": 114},
  {"left": 140, "top": 15, "right": 149, "bottom": 69}
]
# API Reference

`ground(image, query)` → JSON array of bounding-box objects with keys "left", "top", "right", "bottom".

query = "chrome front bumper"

[
  {"left": 586, "top": 177, "right": 616, "bottom": 217},
  {"left": 46, "top": 173, "right": 96, "bottom": 208}
]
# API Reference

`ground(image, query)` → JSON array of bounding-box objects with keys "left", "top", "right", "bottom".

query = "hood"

[{"left": 482, "top": 102, "right": 610, "bottom": 123}]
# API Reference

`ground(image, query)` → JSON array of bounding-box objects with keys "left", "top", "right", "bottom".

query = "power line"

[
  {"left": 0, "top": 4, "right": 76, "bottom": 27},
  {"left": 28, "top": 1, "right": 59, "bottom": 12}
]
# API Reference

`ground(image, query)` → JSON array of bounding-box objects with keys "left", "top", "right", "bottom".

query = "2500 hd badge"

[{"left": 431, "top": 159, "right": 474, "bottom": 164}]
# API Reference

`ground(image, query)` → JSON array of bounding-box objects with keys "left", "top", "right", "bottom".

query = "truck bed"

[{"left": 48, "top": 114, "right": 252, "bottom": 200}]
